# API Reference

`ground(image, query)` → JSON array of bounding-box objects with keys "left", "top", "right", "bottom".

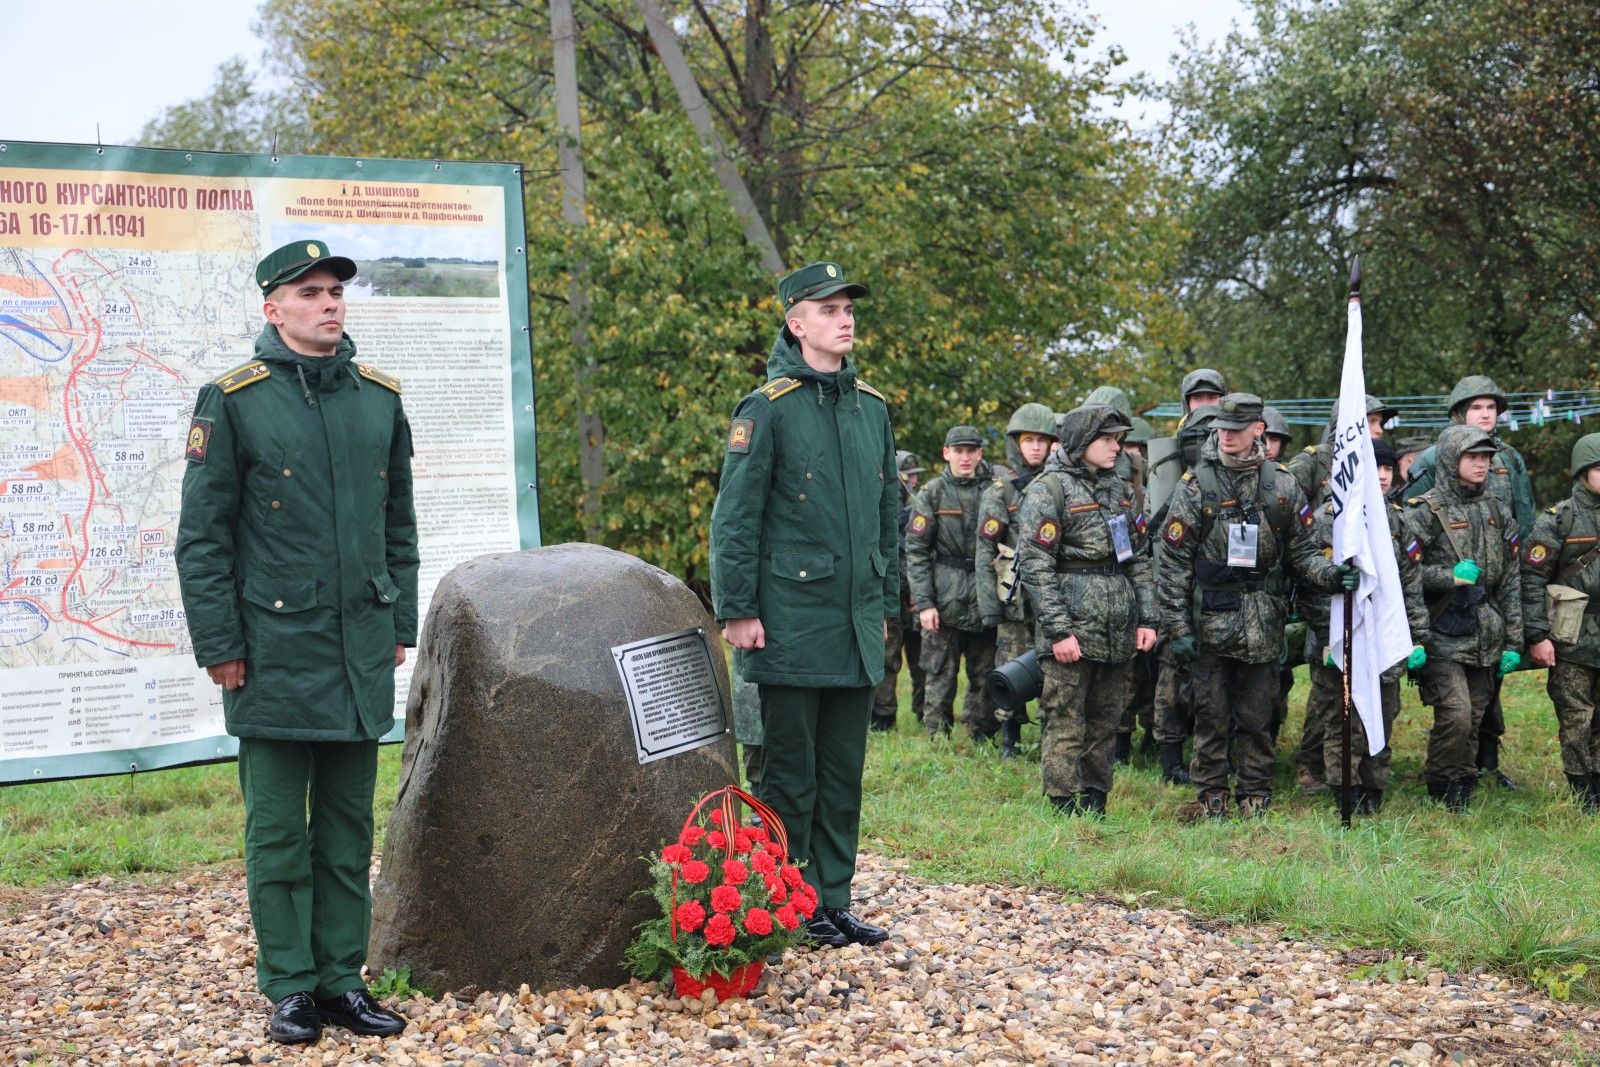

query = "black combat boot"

[
  {"left": 1139, "top": 731, "right": 1157, "bottom": 758},
  {"left": 1352, "top": 786, "right": 1383, "bottom": 815},
  {"left": 1587, "top": 775, "right": 1600, "bottom": 815},
  {"left": 1113, "top": 732, "right": 1133, "bottom": 765},
  {"left": 1476, "top": 734, "right": 1519, "bottom": 790},
  {"left": 1425, "top": 778, "right": 1449, "bottom": 803},
  {"left": 1081, "top": 789, "right": 1108, "bottom": 817},
  {"left": 1444, "top": 777, "right": 1475, "bottom": 813},
  {"left": 1000, "top": 718, "right": 1021, "bottom": 760},
  {"left": 1050, "top": 794, "right": 1082, "bottom": 816},
  {"left": 1158, "top": 742, "right": 1191, "bottom": 785}
]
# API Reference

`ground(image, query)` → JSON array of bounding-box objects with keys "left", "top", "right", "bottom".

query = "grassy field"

[{"left": 2, "top": 667, "right": 1596, "bottom": 999}]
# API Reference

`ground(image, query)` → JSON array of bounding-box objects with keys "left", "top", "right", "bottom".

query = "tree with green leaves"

[{"left": 138, "top": 57, "right": 310, "bottom": 154}]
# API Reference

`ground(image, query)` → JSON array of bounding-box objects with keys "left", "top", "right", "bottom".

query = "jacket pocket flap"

[
  {"left": 370, "top": 574, "right": 401, "bottom": 604},
  {"left": 771, "top": 552, "right": 835, "bottom": 582},
  {"left": 241, "top": 579, "right": 317, "bottom": 613},
  {"left": 871, "top": 551, "right": 889, "bottom": 577}
]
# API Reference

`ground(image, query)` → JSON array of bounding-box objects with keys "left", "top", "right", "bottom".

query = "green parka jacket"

[
  {"left": 1396, "top": 426, "right": 1523, "bottom": 667},
  {"left": 1157, "top": 437, "right": 1342, "bottom": 664},
  {"left": 1521, "top": 484, "right": 1600, "bottom": 667},
  {"left": 176, "top": 325, "right": 419, "bottom": 742},
  {"left": 1015, "top": 407, "right": 1155, "bottom": 663},
  {"left": 710, "top": 330, "right": 899, "bottom": 688},
  {"left": 905, "top": 458, "right": 996, "bottom": 632}
]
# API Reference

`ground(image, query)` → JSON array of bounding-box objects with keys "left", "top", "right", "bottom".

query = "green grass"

[{"left": 2, "top": 667, "right": 1596, "bottom": 1000}]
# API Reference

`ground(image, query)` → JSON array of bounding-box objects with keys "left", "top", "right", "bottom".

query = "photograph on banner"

[{"left": 0, "top": 143, "right": 537, "bottom": 783}]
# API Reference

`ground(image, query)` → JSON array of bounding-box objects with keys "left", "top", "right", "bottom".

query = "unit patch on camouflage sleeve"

[
  {"left": 185, "top": 417, "right": 213, "bottom": 463},
  {"left": 727, "top": 417, "right": 754, "bottom": 452},
  {"left": 1526, "top": 543, "right": 1549, "bottom": 566},
  {"left": 1163, "top": 519, "right": 1187, "bottom": 548},
  {"left": 1405, "top": 538, "right": 1423, "bottom": 563},
  {"left": 1299, "top": 503, "right": 1313, "bottom": 528},
  {"left": 909, "top": 513, "right": 930, "bottom": 537},
  {"left": 980, "top": 516, "right": 1004, "bottom": 541},
  {"left": 1033, "top": 519, "right": 1060, "bottom": 548}
]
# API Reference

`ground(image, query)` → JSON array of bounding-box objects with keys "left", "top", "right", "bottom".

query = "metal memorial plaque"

[{"left": 612, "top": 628, "right": 728, "bottom": 764}]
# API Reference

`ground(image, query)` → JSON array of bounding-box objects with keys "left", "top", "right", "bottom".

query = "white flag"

[{"left": 1328, "top": 293, "right": 1414, "bottom": 755}]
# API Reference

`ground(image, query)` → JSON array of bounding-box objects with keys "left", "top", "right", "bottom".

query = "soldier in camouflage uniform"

[
  {"left": 1396, "top": 424, "right": 1523, "bottom": 812},
  {"left": 1522, "top": 433, "right": 1600, "bottom": 813},
  {"left": 873, "top": 450, "right": 927, "bottom": 730},
  {"left": 1402, "top": 376, "right": 1535, "bottom": 790},
  {"left": 1120, "top": 415, "right": 1160, "bottom": 757},
  {"left": 1393, "top": 436, "right": 1434, "bottom": 496},
  {"left": 975, "top": 404, "right": 1059, "bottom": 756},
  {"left": 1306, "top": 439, "right": 1430, "bottom": 814},
  {"left": 1261, "top": 406, "right": 1297, "bottom": 746},
  {"left": 1158, "top": 394, "right": 1357, "bottom": 818},
  {"left": 1015, "top": 405, "right": 1156, "bottom": 815},
  {"left": 906, "top": 426, "right": 1001, "bottom": 740}
]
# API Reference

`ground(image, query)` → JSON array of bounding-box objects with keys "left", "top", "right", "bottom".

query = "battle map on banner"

[{"left": 0, "top": 142, "right": 538, "bottom": 784}]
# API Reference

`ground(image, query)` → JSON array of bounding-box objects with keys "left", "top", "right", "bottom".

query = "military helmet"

[
  {"left": 1446, "top": 374, "right": 1507, "bottom": 417},
  {"left": 1181, "top": 368, "right": 1228, "bottom": 402},
  {"left": 1394, "top": 435, "right": 1433, "bottom": 462},
  {"left": 1366, "top": 394, "right": 1399, "bottom": 425},
  {"left": 1126, "top": 416, "right": 1156, "bottom": 445},
  {"left": 1571, "top": 433, "right": 1600, "bottom": 479},
  {"left": 895, "top": 449, "right": 925, "bottom": 475},
  {"left": 1082, "top": 385, "right": 1133, "bottom": 423},
  {"left": 1261, "top": 405, "right": 1292, "bottom": 442},
  {"left": 1005, "top": 402, "right": 1059, "bottom": 440},
  {"left": 1177, "top": 402, "right": 1219, "bottom": 467}
]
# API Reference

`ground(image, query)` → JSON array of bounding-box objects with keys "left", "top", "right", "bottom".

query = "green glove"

[
  {"left": 1336, "top": 564, "right": 1362, "bottom": 591},
  {"left": 1497, "top": 650, "right": 1521, "bottom": 677},
  {"left": 1169, "top": 634, "right": 1199, "bottom": 664},
  {"left": 1452, "top": 559, "right": 1482, "bottom": 585},
  {"left": 1406, "top": 645, "right": 1427, "bottom": 671},
  {"left": 1323, "top": 647, "right": 1336, "bottom": 668}
]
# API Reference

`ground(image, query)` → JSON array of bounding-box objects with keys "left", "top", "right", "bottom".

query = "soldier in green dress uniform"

[{"left": 177, "top": 242, "right": 417, "bottom": 1044}]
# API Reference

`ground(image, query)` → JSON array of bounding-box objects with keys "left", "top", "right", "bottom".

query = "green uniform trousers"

[
  {"left": 238, "top": 737, "right": 379, "bottom": 1002},
  {"left": 759, "top": 684, "right": 871, "bottom": 910}
]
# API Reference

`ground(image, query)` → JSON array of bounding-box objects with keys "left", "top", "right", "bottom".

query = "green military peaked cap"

[
  {"left": 1211, "top": 392, "right": 1265, "bottom": 430},
  {"left": 944, "top": 425, "right": 984, "bottom": 447},
  {"left": 778, "top": 261, "right": 868, "bottom": 311},
  {"left": 256, "top": 240, "right": 357, "bottom": 293},
  {"left": 1571, "top": 433, "right": 1600, "bottom": 478}
]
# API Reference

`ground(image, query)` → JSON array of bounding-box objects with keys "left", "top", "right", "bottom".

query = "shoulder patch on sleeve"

[
  {"left": 856, "top": 380, "right": 887, "bottom": 403},
  {"left": 758, "top": 376, "right": 802, "bottom": 401},
  {"left": 1525, "top": 542, "right": 1550, "bottom": 566},
  {"left": 980, "top": 516, "right": 1004, "bottom": 541},
  {"left": 1163, "top": 519, "right": 1187, "bottom": 548},
  {"left": 908, "top": 512, "right": 931, "bottom": 538},
  {"left": 1405, "top": 538, "right": 1423, "bottom": 562},
  {"left": 727, "top": 417, "right": 754, "bottom": 452},
  {"left": 213, "top": 360, "right": 270, "bottom": 394},
  {"left": 1300, "top": 503, "right": 1315, "bottom": 527},
  {"left": 357, "top": 363, "right": 403, "bottom": 393},
  {"left": 1032, "top": 519, "right": 1060, "bottom": 548},
  {"left": 185, "top": 417, "right": 213, "bottom": 463}
]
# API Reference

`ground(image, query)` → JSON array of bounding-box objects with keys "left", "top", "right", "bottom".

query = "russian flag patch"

[{"left": 1405, "top": 538, "right": 1423, "bottom": 563}]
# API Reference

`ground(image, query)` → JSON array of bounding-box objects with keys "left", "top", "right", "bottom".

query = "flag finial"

[{"left": 1348, "top": 256, "right": 1362, "bottom": 299}]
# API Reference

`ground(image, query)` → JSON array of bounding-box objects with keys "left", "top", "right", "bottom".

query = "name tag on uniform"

[
  {"left": 1227, "top": 523, "right": 1260, "bottom": 568},
  {"left": 1106, "top": 514, "right": 1134, "bottom": 563}
]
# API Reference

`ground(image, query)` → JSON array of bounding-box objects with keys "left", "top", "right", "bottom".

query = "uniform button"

[
  {"left": 798, "top": 570, "right": 807, "bottom": 578},
  {"left": 805, "top": 472, "right": 813, "bottom": 480},
  {"left": 379, "top": 470, "right": 387, "bottom": 480},
  {"left": 282, "top": 468, "right": 292, "bottom": 477},
  {"left": 798, "top": 492, "right": 806, "bottom": 501},
  {"left": 270, "top": 500, "right": 281, "bottom": 509},
  {"left": 273, "top": 600, "right": 284, "bottom": 609}
]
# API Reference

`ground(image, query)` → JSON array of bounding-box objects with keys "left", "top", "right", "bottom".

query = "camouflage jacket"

[
  {"left": 974, "top": 445, "right": 1047, "bottom": 626},
  {"left": 1404, "top": 436, "right": 1536, "bottom": 540},
  {"left": 1521, "top": 485, "right": 1600, "bottom": 667},
  {"left": 906, "top": 462, "right": 994, "bottom": 631},
  {"left": 1156, "top": 439, "right": 1342, "bottom": 664},
  {"left": 1015, "top": 445, "right": 1154, "bottom": 664}
]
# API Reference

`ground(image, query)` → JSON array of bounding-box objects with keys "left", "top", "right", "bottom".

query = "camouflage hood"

[
  {"left": 1047, "top": 404, "right": 1128, "bottom": 479},
  {"left": 1435, "top": 423, "right": 1496, "bottom": 501}
]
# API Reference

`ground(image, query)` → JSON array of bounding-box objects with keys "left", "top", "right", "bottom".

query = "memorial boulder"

[{"left": 368, "top": 543, "right": 737, "bottom": 994}]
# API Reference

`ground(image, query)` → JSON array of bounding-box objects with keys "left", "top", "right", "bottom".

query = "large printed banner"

[{"left": 0, "top": 142, "right": 539, "bottom": 784}]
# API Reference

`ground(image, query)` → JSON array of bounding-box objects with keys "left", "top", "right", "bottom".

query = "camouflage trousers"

[
  {"left": 1118, "top": 648, "right": 1158, "bottom": 736},
  {"left": 1297, "top": 659, "right": 1341, "bottom": 779},
  {"left": 873, "top": 613, "right": 925, "bottom": 728},
  {"left": 919, "top": 626, "right": 1000, "bottom": 739},
  {"left": 1272, "top": 667, "right": 1294, "bottom": 743},
  {"left": 1039, "top": 656, "right": 1132, "bottom": 797},
  {"left": 1547, "top": 660, "right": 1600, "bottom": 776},
  {"left": 1152, "top": 644, "right": 1195, "bottom": 745},
  {"left": 1321, "top": 675, "right": 1400, "bottom": 790},
  {"left": 1190, "top": 653, "right": 1280, "bottom": 800},
  {"left": 994, "top": 620, "right": 1035, "bottom": 724},
  {"left": 1416, "top": 660, "right": 1496, "bottom": 785}
]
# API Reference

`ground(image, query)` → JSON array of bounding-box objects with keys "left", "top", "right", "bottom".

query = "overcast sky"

[{"left": 2, "top": 0, "right": 1248, "bottom": 146}]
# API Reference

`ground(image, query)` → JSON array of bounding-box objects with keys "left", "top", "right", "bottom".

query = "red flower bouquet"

[{"left": 624, "top": 785, "right": 813, "bottom": 997}]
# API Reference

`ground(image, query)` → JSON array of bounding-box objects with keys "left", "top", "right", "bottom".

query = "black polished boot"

[
  {"left": 1113, "top": 732, "right": 1133, "bottom": 765},
  {"left": 268, "top": 992, "right": 322, "bottom": 1044},
  {"left": 1158, "top": 742, "right": 1191, "bottom": 785},
  {"left": 803, "top": 912, "right": 851, "bottom": 948},
  {"left": 824, "top": 907, "right": 889, "bottom": 946},
  {"left": 316, "top": 988, "right": 404, "bottom": 1037}
]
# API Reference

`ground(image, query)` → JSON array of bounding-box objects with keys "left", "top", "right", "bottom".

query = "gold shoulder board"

[
  {"left": 857, "top": 380, "right": 887, "bottom": 403},
  {"left": 1180, "top": 471, "right": 1195, "bottom": 482},
  {"left": 214, "top": 361, "right": 270, "bottom": 394},
  {"left": 758, "top": 376, "right": 802, "bottom": 401},
  {"left": 1304, "top": 445, "right": 1318, "bottom": 455},
  {"left": 357, "top": 363, "right": 403, "bottom": 394},
  {"left": 1547, "top": 504, "right": 1562, "bottom": 514}
]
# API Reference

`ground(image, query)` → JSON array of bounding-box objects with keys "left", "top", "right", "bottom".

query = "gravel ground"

[{"left": 4, "top": 853, "right": 1596, "bottom": 1066}]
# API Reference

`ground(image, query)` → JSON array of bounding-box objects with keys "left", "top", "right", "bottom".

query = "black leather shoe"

[
  {"left": 824, "top": 907, "right": 889, "bottom": 946},
  {"left": 268, "top": 991, "right": 322, "bottom": 1044},
  {"left": 316, "top": 988, "right": 406, "bottom": 1037},
  {"left": 803, "top": 913, "right": 851, "bottom": 948}
]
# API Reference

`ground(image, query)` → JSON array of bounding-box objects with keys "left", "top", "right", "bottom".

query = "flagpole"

[{"left": 1340, "top": 256, "right": 1361, "bottom": 830}]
